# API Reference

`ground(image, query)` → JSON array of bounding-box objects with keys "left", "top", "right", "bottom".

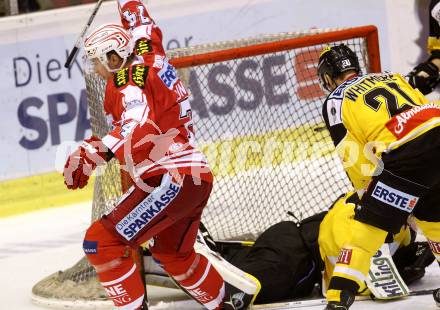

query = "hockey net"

[{"left": 32, "top": 25, "right": 381, "bottom": 308}]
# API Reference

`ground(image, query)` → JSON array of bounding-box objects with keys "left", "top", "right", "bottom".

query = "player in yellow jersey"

[{"left": 317, "top": 44, "right": 440, "bottom": 309}]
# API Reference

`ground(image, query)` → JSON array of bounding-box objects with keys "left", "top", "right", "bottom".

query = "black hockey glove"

[
  {"left": 408, "top": 59, "right": 440, "bottom": 95},
  {"left": 392, "top": 241, "right": 435, "bottom": 285}
]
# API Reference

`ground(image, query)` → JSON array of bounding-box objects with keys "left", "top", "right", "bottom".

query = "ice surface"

[{"left": 0, "top": 202, "right": 438, "bottom": 309}]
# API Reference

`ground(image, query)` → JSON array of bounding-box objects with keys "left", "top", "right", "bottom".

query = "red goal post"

[{"left": 170, "top": 25, "right": 381, "bottom": 72}]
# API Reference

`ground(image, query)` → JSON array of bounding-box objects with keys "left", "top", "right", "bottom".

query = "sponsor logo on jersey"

[
  {"left": 326, "top": 98, "right": 343, "bottom": 126},
  {"left": 131, "top": 64, "right": 148, "bottom": 88},
  {"left": 153, "top": 55, "right": 165, "bottom": 69},
  {"left": 104, "top": 283, "right": 132, "bottom": 305},
  {"left": 187, "top": 288, "right": 214, "bottom": 304},
  {"left": 114, "top": 67, "right": 130, "bottom": 88},
  {"left": 83, "top": 240, "right": 98, "bottom": 254},
  {"left": 428, "top": 240, "right": 440, "bottom": 255},
  {"left": 116, "top": 179, "right": 181, "bottom": 240},
  {"left": 386, "top": 103, "right": 440, "bottom": 139},
  {"left": 135, "top": 39, "right": 152, "bottom": 56},
  {"left": 337, "top": 248, "right": 352, "bottom": 265},
  {"left": 158, "top": 60, "right": 178, "bottom": 90},
  {"left": 371, "top": 181, "right": 419, "bottom": 213}
]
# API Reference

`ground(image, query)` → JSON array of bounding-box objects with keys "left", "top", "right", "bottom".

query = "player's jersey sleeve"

[
  {"left": 428, "top": 0, "right": 440, "bottom": 53},
  {"left": 322, "top": 96, "right": 372, "bottom": 190},
  {"left": 117, "top": 0, "right": 166, "bottom": 67},
  {"left": 118, "top": 0, "right": 153, "bottom": 30}
]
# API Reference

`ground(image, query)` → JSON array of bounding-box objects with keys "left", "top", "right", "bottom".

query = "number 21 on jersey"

[{"left": 363, "top": 82, "right": 419, "bottom": 117}]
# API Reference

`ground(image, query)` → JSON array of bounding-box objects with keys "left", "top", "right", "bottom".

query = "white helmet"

[{"left": 84, "top": 23, "right": 134, "bottom": 73}]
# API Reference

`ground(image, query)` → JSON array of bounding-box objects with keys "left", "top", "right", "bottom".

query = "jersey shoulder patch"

[
  {"left": 323, "top": 96, "right": 343, "bottom": 127},
  {"left": 114, "top": 67, "right": 130, "bottom": 88},
  {"left": 322, "top": 96, "right": 348, "bottom": 147},
  {"left": 131, "top": 64, "right": 149, "bottom": 88},
  {"left": 113, "top": 65, "right": 149, "bottom": 89},
  {"left": 135, "top": 39, "right": 153, "bottom": 56}
]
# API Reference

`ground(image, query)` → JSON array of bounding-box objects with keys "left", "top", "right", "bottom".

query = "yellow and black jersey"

[
  {"left": 318, "top": 192, "right": 412, "bottom": 294},
  {"left": 321, "top": 72, "right": 440, "bottom": 190}
]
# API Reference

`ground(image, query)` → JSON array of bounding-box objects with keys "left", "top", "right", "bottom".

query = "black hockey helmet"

[{"left": 317, "top": 44, "right": 361, "bottom": 92}]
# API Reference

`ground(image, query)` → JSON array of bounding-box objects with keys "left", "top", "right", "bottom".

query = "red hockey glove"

[{"left": 63, "top": 136, "right": 110, "bottom": 190}]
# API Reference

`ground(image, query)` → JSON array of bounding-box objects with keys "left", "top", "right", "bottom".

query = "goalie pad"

[
  {"left": 141, "top": 230, "right": 261, "bottom": 309},
  {"left": 366, "top": 244, "right": 410, "bottom": 300},
  {"left": 194, "top": 234, "right": 260, "bottom": 296}
]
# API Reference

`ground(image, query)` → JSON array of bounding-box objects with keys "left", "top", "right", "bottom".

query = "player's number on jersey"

[
  {"left": 123, "top": 5, "right": 151, "bottom": 28},
  {"left": 364, "top": 82, "right": 416, "bottom": 117}
]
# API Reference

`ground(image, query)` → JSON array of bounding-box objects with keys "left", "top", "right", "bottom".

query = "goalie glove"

[
  {"left": 63, "top": 136, "right": 111, "bottom": 190},
  {"left": 408, "top": 54, "right": 440, "bottom": 95}
]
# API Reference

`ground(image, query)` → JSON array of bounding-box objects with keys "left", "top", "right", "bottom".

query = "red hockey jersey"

[{"left": 101, "top": 1, "right": 211, "bottom": 183}]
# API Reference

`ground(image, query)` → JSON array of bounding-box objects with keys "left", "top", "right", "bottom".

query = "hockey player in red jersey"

[{"left": 63, "top": 1, "right": 260, "bottom": 309}]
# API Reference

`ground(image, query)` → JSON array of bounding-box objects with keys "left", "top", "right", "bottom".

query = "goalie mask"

[
  {"left": 317, "top": 44, "right": 361, "bottom": 92},
  {"left": 84, "top": 23, "right": 134, "bottom": 73}
]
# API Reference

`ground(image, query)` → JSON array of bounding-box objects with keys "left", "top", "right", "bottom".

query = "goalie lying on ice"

[{"left": 184, "top": 192, "right": 434, "bottom": 305}]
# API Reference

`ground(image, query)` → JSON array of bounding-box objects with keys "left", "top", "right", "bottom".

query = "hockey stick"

[
  {"left": 64, "top": 0, "right": 105, "bottom": 69},
  {"left": 252, "top": 289, "right": 436, "bottom": 309}
]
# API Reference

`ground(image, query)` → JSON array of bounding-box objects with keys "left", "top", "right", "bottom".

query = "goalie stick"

[
  {"left": 251, "top": 289, "right": 436, "bottom": 310},
  {"left": 64, "top": 0, "right": 104, "bottom": 69}
]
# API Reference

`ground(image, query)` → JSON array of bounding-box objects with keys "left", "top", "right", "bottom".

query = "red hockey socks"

[
  {"left": 98, "top": 261, "right": 145, "bottom": 309},
  {"left": 158, "top": 251, "right": 225, "bottom": 310},
  {"left": 84, "top": 222, "right": 145, "bottom": 309}
]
